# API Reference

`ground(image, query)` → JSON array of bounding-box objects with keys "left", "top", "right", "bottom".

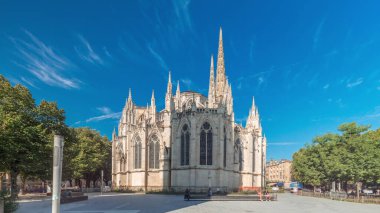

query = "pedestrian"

[
  {"left": 208, "top": 187, "right": 212, "bottom": 197},
  {"left": 184, "top": 188, "right": 190, "bottom": 201},
  {"left": 265, "top": 190, "right": 271, "bottom": 201}
]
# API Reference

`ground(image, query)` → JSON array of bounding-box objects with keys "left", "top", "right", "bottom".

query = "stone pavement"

[{"left": 16, "top": 192, "right": 380, "bottom": 213}]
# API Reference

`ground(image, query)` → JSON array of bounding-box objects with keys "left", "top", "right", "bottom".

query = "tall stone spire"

[
  {"left": 175, "top": 81, "right": 181, "bottom": 110},
  {"left": 151, "top": 90, "right": 156, "bottom": 122},
  {"left": 165, "top": 71, "right": 173, "bottom": 111},
  {"left": 126, "top": 88, "right": 133, "bottom": 109},
  {"left": 216, "top": 27, "right": 226, "bottom": 103},
  {"left": 208, "top": 55, "right": 215, "bottom": 108},
  {"left": 246, "top": 96, "right": 258, "bottom": 129},
  {"left": 166, "top": 71, "right": 172, "bottom": 95}
]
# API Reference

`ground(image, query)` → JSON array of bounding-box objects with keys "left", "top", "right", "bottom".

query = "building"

[
  {"left": 265, "top": 160, "right": 292, "bottom": 188},
  {"left": 111, "top": 28, "right": 267, "bottom": 192}
]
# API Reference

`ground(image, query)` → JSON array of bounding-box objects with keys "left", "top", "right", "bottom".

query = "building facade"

[
  {"left": 265, "top": 160, "right": 292, "bottom": 188},
  {"left": 112, "top": 29, "right": 267, "bottom": 192}
]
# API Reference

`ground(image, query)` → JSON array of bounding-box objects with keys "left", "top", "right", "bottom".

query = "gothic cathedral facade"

[{"left": 112, "top": 29, "right": 267, "bottom": 192}]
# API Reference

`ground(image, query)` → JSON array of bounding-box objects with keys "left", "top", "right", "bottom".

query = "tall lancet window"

[
  {"left": 223, "top": 127, "right": 227, "bottom": 167},
  {"left": 134, "top": 136, "right": 142, "bottom": 169},
  {"left": 200, "top": 122, "right": 213, "bottom": 165},
  {"left": 149, "top": 134, "right": 160, "bottom": 169},
  {"left": 181, "top": 124, "right": 190, "bottom": 165},
  {"left": 234, "top": 139, "right": 243, "bottom": 171}
]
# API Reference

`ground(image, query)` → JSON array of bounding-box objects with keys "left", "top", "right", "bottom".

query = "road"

[{"left": 16, "top": 192, "right": 380, "bottom": 213}]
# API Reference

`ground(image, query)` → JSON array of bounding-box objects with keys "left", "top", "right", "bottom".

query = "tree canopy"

[
  {"left": 0, "top": 75, "right": 112, "bottom": 196},
  {"left": 292, "top": 122, "right": 380, "bottom": 191}
]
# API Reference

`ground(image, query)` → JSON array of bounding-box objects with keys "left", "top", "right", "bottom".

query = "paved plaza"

[{"left": 16, "top": 193, "right": 380, "bottom": 213}]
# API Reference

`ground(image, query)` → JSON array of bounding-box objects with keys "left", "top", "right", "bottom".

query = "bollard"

[{"left": 52, "top": 135, "right": 64, "bottom": 213}]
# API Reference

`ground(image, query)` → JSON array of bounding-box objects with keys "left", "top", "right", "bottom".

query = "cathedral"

[{"left": 112, "top": 28, "right": 267, "bottom": 192}]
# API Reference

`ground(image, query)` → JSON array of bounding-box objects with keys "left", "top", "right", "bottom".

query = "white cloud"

[
  {"left": 96, "top": 106, "right": 112, "bottom": 114},
  {"left": 20, "top": 77, "right": 38, "bottom": 89},
  {"left": 10, "top": 30, "right": 80, "bottom": 89},
  {"left": 172, "top": 0, "right": 192, "bottom": 32},
  {"left": 313, "top": 18, "right": 326, "bottom": 51},
  {"left": 258, "top": 77, "right": 264, "bottom": 85},
  {"left": 75, "top": 34, "right": 104, "bottom": 65},
  {"left": 147, "top": 43, "right": 168, "bottom": 70},
  {"left": 346, "top": 78, "right": 363, "bottom": 88},
  {"left": 323, "top": 84, "right": 330, "bottom": 89},
  {"left": 85, "top": 112, "right": 121, "bottom": 123},
  {"left": 180, "top": 78, "right": 192, "bottom": 89}
]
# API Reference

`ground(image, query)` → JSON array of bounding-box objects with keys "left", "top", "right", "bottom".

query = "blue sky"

[{"left": 1, "top": 0, "right": 380, "bottom": 160}]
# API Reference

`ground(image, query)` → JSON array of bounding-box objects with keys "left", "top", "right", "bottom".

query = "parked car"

[
  {"left": 103, "top": 186, "right": 111, "bottom": 192},
  {"left": 362, "top": 189, "right": 373, "bottom": 195},
  {"left": 290, "top": 187, "right": 298, "bottom": 193}
]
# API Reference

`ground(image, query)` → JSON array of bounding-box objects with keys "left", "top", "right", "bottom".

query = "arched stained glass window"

[
  {"left": 200, "top": 122, "right": 212, "bottom": 165},
  {"left": 234, "top": 139, "right": 243, "bottom": 171},
  {"left": 149, "top": 134, "right": 160, "bottom": 169},
  {"left": 134, "top": 136, "right": 142, "bottom": 169},
  {"left": 181, "top": 124, "right": 190, "bottom": 165}
]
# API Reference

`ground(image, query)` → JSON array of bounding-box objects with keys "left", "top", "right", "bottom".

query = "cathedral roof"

[{"left": 181, "top": 90, "right": 207, "bottom": 97}]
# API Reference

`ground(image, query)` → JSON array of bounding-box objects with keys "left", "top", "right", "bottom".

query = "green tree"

[{"left": 71, "top": 128, "right": 110, "bottom": 188}]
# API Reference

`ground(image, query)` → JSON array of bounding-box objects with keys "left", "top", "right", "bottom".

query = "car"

[
  {"left": 290, "top": 187, "right": 298, "bottom": 193},
  {"left": 362, "top": 189, "right": 373, "bottom": 195},
  {"left": 103, "top": 186, "right": 111, "bottom": 192}
]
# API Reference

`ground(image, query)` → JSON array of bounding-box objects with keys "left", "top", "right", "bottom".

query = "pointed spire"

[
  {"left": 252, "top": 96, "right": 255, "bottom": 108},
  {"left": 208, "top": 55, "right": 215, "bottom": 108},
  {"left": 251, "top": 96, "right": 255, "bottom": 113},
  {"left": 128, "top": 88, "right": 132, "bottom": 101},
  {"left": 166, "top": 71, "right": 172, "bottom": 95},
  {"left": 175, "top": 81, "right": 181, "bottom": 111},
  {"left": 127, "top": 88, "right": 133, "bottom": 108},
  {"left": 151, "top": 90, "right": 156, "bottom": 122},
  {"left": 216, "top": 27, "right": 226, "bottom": 103},
  {"left": 151, "top": 90, "right": 155, "bottom": 106},
  {"left": 176, "top": 80, "right": 180, "bottom": 95}
]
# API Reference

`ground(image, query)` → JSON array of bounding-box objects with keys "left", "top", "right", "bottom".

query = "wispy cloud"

[
  {"left": 328, "top": 98, "right": 345, "bottom": 108},
  {"left": 147, "top": 43, "right": 168, "bottom": 70},
  {"left": 346, "top": 78, "right": 364, "bottom": 88},
  {"left": 10, "top": 30, "right": 80, "bottom": 89},
  {"left": 235, "top": 70, "right": 272, "bottom": 91},
  {"left": 307, "top": 73, "right": 319, "bottom": 88},
  {"left": 172, "top": 0, "right": 192, "bottom": 32},
  {"left": 258, "top": 76, "right": 264, "bottom": 86},
  {"left": 96, "top": 106, "right": 112, "bottom": 114},
  {"left": 323, "top": 84, "right": 330, "bottom": 89},
  {"left": 180, "top": 78, "right": 193, "bottom": 89},
  {"left": 85, "top": 112, "right": 121, "bottom": 122},
  {"left": 20, "top": 76, "right": 39, "bottom": 89},
  {"left": 75, "top": 34, "right": 104, "bottom": 65},
  {"left": 74, "top": 106, "right": 121, "bottom": 125},
  {"left": 313, "top": 18, "right": 326, "bottom": 51}
]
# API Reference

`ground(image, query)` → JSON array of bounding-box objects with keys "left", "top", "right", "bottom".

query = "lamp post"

[
  {"left": 52, "top": 135, "right": 64, "bottom": 213},
  {"left": 101, "top": 170, "right": 104, "bottom": 196}
]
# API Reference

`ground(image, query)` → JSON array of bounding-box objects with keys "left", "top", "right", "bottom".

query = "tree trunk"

[
  {"left": 20, "top": 175, "right": 27, "bottom": 195},
  {"left": 9, "top": 168, "right": 19, "bottom": 198}
]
